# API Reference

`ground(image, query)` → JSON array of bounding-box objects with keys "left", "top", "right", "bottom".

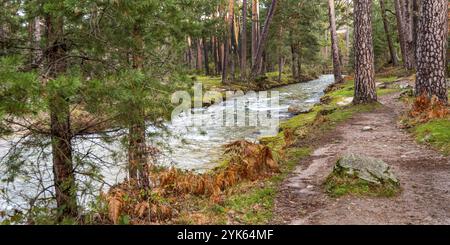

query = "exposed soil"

[{"left": 273, "top": 92, "right": 450, "bottom": 225}]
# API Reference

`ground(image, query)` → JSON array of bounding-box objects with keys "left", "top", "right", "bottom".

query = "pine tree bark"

[
  {"left": 379, "top": 0, "right": 399, "bottom": 66},
  {"left": 45, "top": 15, "right": 78, "bottom": 220},
  {"left": 251, "top": 0, "right": 260, "bottom": 66},
  {"left": 241, "top": 0, "right": 248, "bottom": 79},
  {"left": 328, "top": 0, "right": 344, "bottom": 83},
  {"left": 394, "top": 0, "right": 407, "bottom": 67},
  {"left": 203, "top": 37, "right": 210, "bottom": 76},
  {"left": 278, "top": 55, "right": 284, "bottom": 82},
  {"left": 416, "top": 0, "right": 448, "bottom": 104},
  {"left": 211, "top": 37, "right": 217, "bottom": 75},
  {"left": 251, "top": 0, "right": 278, "bottom": 77},
  {"left": 290, "top": 38, "right": 299, "bottom": 79},
  {"left": 222, "top": 0, "right": 234, "bottom": 84},
  {"left": 196, "top": 39, "right": 203, "bottom": 71},
  {"left": 29, "top": 17, "right": 42, "bottom": 67},
  {"left": 187, "top": 36, "right": 195, "bottom": 70},
  {"left": 403, "top": 0, "right": 416, "bottom": 70},
  {"left": 353, "top": 0, "right": 377, "bottom": 104}
]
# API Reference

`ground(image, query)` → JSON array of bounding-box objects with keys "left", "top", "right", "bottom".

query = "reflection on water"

[{"left": 0, "top": 75, "right": 334, "bottom": 212}]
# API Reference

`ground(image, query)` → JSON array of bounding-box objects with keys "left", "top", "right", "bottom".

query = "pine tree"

[
  {"left": 328, "top": 0, "right": 343, "bottom": 84},
  {"left": 416, "top": 0, "right": 448, "bottom": 104},
  {"left": 353, "top": 0, "right": 377, "bottom": 104}
]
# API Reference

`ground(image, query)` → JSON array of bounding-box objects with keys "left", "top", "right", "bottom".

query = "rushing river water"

[{"left": 0, "top": 75, "right": 334, "bottom": 213}]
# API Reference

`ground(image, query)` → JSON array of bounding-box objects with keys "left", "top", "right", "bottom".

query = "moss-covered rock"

[{"left": 325, "top": 154, "right": 400, "bottom": 197}]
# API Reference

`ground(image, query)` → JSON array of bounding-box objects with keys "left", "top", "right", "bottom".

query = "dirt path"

[{"left": 273, "top": 92, "right": 450, "bottom": 225}]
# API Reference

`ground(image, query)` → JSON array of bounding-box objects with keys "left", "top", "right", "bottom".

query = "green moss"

[
  {"left": 195, "top": 75, "right": 222, "bottom": 89},
  {"left": 280, "top": 110, "right": 318, "bottom": 130},
  {"left": 324, "top": 171, "right": 400, "bottom": 198},
  {"left": 327, "top": 103, "right": 381, "bottom": 124},
  {"left": 414, "top": 118, "right": 450, "bottom": 155}
]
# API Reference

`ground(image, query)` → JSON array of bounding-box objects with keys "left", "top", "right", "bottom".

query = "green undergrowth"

[{"left": 414, "top": 118, "right": 450, "bottom": 155}]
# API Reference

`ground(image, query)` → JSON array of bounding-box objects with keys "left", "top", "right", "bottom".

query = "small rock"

[
  {"left": 400, "top": 84, "right": 413, "bottom": 90},
  {"left": 376, "top": 82, "right": 388, "bottom": 89},
  {"left": 337, "top": 97, "right": 353, "bottom": 106},
  {"left": 306, "top": 185, "right": 314, "bottom": 189},
  {"left": 362, "top": 126, "right": 374, "bottom": 132},
  {"left": 288, "top": 105, "right": 312, "bottom": 116}
]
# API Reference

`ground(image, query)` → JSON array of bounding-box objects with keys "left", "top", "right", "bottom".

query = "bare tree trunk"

[
  {"left": 241, "top": 0, "right": 248, "bottom": 79},
  {"left": 379, "top": 0, "right": 399, "bottom": 66},
  {"left": 222, "top": 0, "right": 234, "bottom": 84},
  {"left": 251, "top": 0, "right": 260, "bottom": 66},
  {"left": 187, "top": 36, "right": 195, "bottom": 70},
  {"left": 394, "top": 0, "right": 407, "bottom": 67},
  {"left": 416, "top": 0, "right": 448, "bottom": 104},
  {"left": 278, "top": 56, "right": 284, "bottom": 82},
  {"left": 29, "top": 17, "right": 42, "bottom": 67},
  {"left": 231, "top": 5, "right": 237, "bottom": 81},
  {"left": 412, "top": 0, "right": 421, "bottom": 51},
  {"left": 196, "top": 38, "right": 203, "bottom": 71},
  {"left": 297, "top": 44, "right": 302, "bottom": 76},
  {"left": 353, "top": 0, "right": 377, "bottom": 104},
  {"left": 251, "top": 0, "right": 278, "bottom": 77},
  {"left": 220, "top": 41, "right": 224, "bottom": 75},
  {"left": 45, "top": 15, "right": 78, "bottom": 220},
  {"left": 203, "top": 37, "right": 210, "bottom": 75},
  {"left": 212, "top": 37, "right": 218, "bottom": 75},
  {"left": 290, "top": 39, "right": 299, "bottom": 79},
  {"left": 328, "top": 0, "right": 344, "bottom": 83},
  {"left": 403, "top": 0, "right": 416, "bottom": 70}
]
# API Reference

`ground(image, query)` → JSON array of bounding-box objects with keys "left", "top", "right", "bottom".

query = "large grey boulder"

[{"left": 334, "top": 154, "right": 399, "bottom": 185}]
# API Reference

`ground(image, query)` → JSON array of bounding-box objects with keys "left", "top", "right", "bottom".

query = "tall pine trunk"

[
  {"left": 29, "top": 17, "right": 42, "bottom": 67},
  {"left": 353, "top": 0, "right": 377, "bottom": 104},
  {"left": 222, "top": 0, "right": 234, "bottom": 84},
  {"left": 379, "top": 0, "right": 399, "bottom": 66},
  {"left": 203, "top": 37, "right": 210, "bottom": 76},
  {"left": 187, "top": 37, "right": 195, "bottom": 70},
  {"left": 251, "top": 0, "right": 278, "bottom": 77},
  {"left": 196, "top": 39, "right": 203, "bottom": 71},
  {"left": 328, "top": 0, "right": 344, "bottom": 83},
  {"left": 45, "top": 15, "right": 78, "bottom": 220},
  {"left": 416, "top": 0, "right": 448, "bottom": 104},
  {"left": 403, "top": 0, "right": 416, "bottom": 70},
  {"left": 251, "top": 0, "right": 260, "bottom": 66},
  {"left": 290, "top": 38, "right": 299, "bottom": 80},
  {"left": 241, "top": 0, "right": 248, "bottom": 79},
  {"left": 394, "top": 0, "right": 407, "bottom": 67}
]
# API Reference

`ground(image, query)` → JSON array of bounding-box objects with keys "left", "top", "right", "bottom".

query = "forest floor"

[{"left": 273, "top": 86, "right": 450, "bottom": 225}]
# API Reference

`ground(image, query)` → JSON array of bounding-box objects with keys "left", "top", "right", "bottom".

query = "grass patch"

[
  {"left": 224, "top": 186, "right": 276, "bottom": 224},
  {"left": 414, "top": 118, "right": 450, "bottom": 155},
  {"left": 324, "top": 171, "right": 400, "bottom": 198}
]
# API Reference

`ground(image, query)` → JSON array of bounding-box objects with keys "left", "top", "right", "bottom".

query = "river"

[{"left": 0, "top": 75, "right": 334, "bottom": 213}]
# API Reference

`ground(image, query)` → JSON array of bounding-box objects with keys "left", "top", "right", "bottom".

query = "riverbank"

[{"left": 194, "top": 72, "right": 317, "bottom": 107}]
